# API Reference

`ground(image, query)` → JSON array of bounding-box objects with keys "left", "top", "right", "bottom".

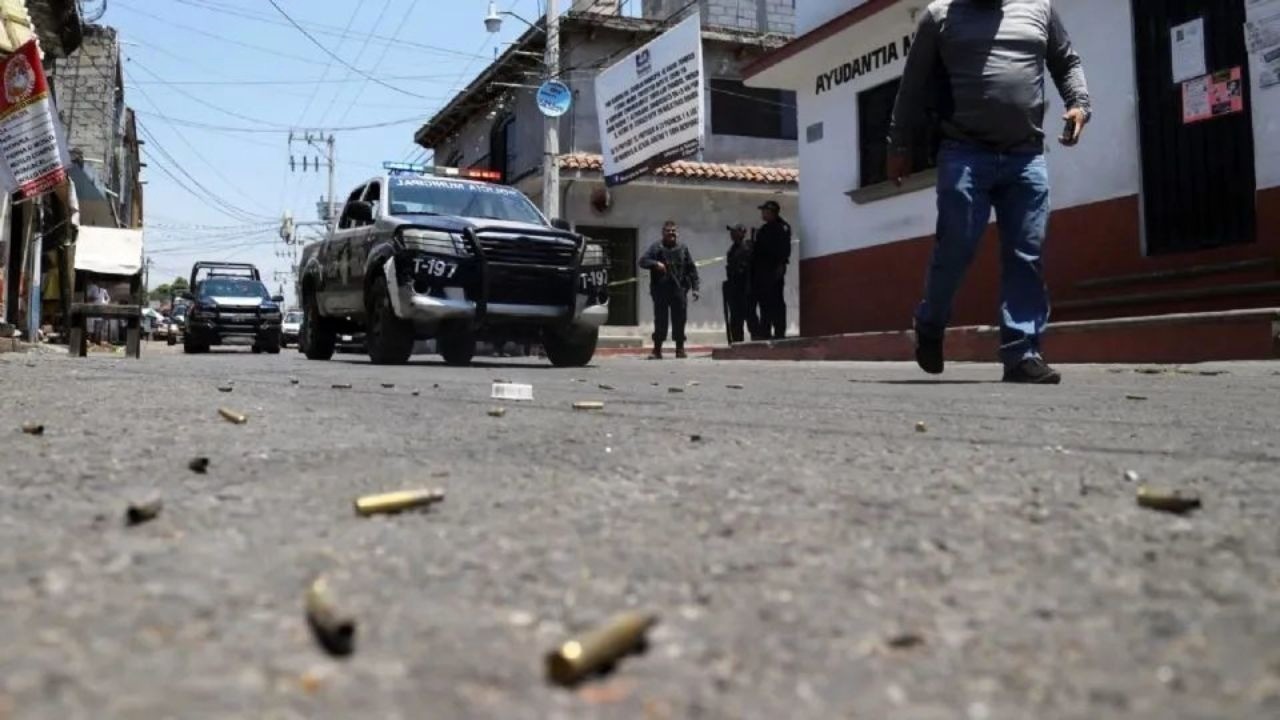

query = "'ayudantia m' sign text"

[{"left": 815, "top": 34, "right": 913, "bottom": 95}]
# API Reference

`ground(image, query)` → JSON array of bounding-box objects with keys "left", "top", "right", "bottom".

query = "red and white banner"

[{"left": 0, "top": 40, "right": 69, "bottom": 198}]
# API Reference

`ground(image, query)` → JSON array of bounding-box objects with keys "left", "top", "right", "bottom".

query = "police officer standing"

[
  {"left": 639, "top": 220, "right": 700, "bottom": 359},
  {"left": 723, "top": 224, "right": 758, "bottom": 343},
  {"left": 751, "top": 200, "right": 791, "bottom": 339}
]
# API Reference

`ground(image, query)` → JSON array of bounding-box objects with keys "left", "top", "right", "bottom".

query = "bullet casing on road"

[
  {"left": 125, "top": 497, "right": 163, "bottom": 526},
  {"left": 21, "top": 422, "right": 44, "bottom": 435},
  {"left": 188, "top": 457, "right": 210, "bottom": 474},
  {"left": 1136, "top": 486, "right": 1202, "bottom": 514},
  {"left": 218, "top": 408, "right": 247, "bottom": 425},
  {"left": 354, "top": 489, "right": 445, "bottom": 516},
  {"left": 305, "top": 576, "right": 355, "bottom": 657},
  {"left": 545, "top": 611, "right": 658, "bottom": 686},
  {"left": 573, "top": 401, "right": 604, "bottom": 411}
]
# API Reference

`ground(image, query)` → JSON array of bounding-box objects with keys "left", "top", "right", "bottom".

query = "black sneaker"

[
  {"left": 914, "top": 326, "right": 944, "bottom": 375},
  {"left": 1003, "top": 357, "right": 1062, "bottom": 384}
]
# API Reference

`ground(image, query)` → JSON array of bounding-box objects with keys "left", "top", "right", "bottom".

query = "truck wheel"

[
  {"left": 367, "top": 275, "right": 414, "bottom": 365},
  {"left": 260, "top": 330, "right": 282, "bottom": 355},
  {"left": 437, "top": 322, "right": 476, "bottom": 366},
  {"left": 183, "top": 335, "right": 206, "bottom": 354},
  {"left": 543, "top": 326, "right": 598, "bottom": 367},
  {"left": 303, "top": 295, "right": 336, "bottom": 361}
]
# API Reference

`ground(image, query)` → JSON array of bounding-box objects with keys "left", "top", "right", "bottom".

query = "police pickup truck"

[{"left": 296, "top": 164, "right": 609, "bottom": 366}]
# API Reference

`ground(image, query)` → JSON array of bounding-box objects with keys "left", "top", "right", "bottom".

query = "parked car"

[
  {"left": 166, "top": 303, "right": 189, "bottom": 346},
  {"left": 296, "top": 163, "right": 609, "bottom": 367},
  {"left": 179, "top": 262, "right": 284, "bottom": 354},
  {"left": 281, "top": 310, "right": 303, "bottom": 348}
]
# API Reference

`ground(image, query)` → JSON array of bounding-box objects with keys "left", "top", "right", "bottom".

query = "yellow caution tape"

[{"left": 606, "top": 238, "right": 800, "bottom": 288}]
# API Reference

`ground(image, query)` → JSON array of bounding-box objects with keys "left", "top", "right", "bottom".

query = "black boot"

[
  {"left": 649, "top": 343, "right": 663, "bottom": 360},
  {"left": 675, "top": 343, "right": 687, "bottom": 359}
]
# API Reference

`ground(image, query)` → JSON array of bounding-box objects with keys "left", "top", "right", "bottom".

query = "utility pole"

[
  {"left": 288, "top": 132, "right": 337, "bottom": 230},
  {"left": 543, "top": 0, "right": 560, "bottom": 221}
]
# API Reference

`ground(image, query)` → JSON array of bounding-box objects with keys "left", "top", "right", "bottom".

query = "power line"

[
  {"left": 331, "top": 0, "right": 418, "bottom": 127},
  {"left": 133, "top": 110, "right": 429, "bottom": 134},
  {"left": 126, "top": 72, "right": 465, "bottom": 87},
  {"left": 293, "top": 0, "right": 369, "bottom": 129},
  {"left": 168, "top": 0, "right": 498, "bottom": 62},
  {"left": 266, "top": 0, "right": 438, "bottom": 100},
  {"left": 137, "top": 119, "right": 276, "bottom": 223}
]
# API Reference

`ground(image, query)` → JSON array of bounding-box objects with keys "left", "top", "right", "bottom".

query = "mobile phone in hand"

[{"left": 1061, "top": 117, "right": 1077, "bottom": 144}]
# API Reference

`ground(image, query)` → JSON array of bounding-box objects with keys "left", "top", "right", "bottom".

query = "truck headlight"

[
  {"left": 401, "top": 229, "right": 468, "bottom": 257},
  {"left": 581, "top": 242, "right": 606, "bottom": 267}
]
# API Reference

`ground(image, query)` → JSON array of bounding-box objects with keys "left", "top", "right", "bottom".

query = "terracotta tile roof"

[{"left": 558, "top": 153, "right": 798, "bottom": 186}]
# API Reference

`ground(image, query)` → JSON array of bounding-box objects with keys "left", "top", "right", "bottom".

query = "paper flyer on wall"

[
  {"left": 0, "top": 40, "right": 70, "bottom": 198},
  {"left": 1170, "top": 18, "right": 1206, "bottom": 83},
  {"left": 1245, "top": 0, "right": 1280, "bottom": 53},
  {"left": 1182, "top": 67, "right": 1245, "bottom": 124}
]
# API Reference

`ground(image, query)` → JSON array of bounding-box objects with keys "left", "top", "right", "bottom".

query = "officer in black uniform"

[
  {"left": 639, "top": 220, "right": 700, "bottom": 359},
  {"left": 750, "top": 200, "right": 791, "bottom": 339},
  {"left": 723, "top": 224, "right": 758, "bottom": 343}
]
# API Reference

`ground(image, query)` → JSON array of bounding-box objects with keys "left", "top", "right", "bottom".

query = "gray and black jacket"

[{"left": 889, "top": 0, "right": 1091, "bottom": 154}]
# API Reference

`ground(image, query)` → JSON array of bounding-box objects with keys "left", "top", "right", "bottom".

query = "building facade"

[
  {"left": 415, "top": 4, "right": 802, "bottom": 344},
  {"left": 745, "top": 0, "right": 1280, "bottom": 338}
]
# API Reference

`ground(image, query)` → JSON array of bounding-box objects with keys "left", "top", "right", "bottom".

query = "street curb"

[{"left": 713, "top": 308, "right": 1280, "bottom": 364}]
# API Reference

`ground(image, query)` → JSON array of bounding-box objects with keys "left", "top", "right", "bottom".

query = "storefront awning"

[{"left": 74, "top": 226, "right": 143, "bottom": 276}]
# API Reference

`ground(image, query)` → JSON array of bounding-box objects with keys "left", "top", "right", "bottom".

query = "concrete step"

[{"left": 713, "top": 308, "right": 1280, "bottom": 364}]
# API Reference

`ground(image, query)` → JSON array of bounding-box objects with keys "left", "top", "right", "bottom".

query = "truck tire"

[
  {"left": 437, "top": 322, "right": 476, "bottom": 366},
  {"left": 302, "top": 295, "right": 336, "bottom": 361},
  {"left": 543, "top": 326, "right": 598, "bottom": 368},
  {"left": 366, "top": 275, "right": 414, "bottom": 365},
  {"left": 260, "top": 330, "right": 282, "bottom": 355},
  {"left": 183, "top": 334, "right": 207, "bottom": 354}
]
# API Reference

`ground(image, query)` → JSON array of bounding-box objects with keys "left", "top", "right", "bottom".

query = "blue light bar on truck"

[{"left": 382, "top": 161, "right": 502, "bottom": 182}]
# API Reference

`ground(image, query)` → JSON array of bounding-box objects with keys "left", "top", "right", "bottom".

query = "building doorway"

[
  {"left": 577, "top": 225, "right": 638, "bottom": 326},
  {"left": 1131, "top": 0, "right": 1256, "bottom": 255}
]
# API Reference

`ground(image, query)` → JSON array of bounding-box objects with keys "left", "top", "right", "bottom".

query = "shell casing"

[
  {"left": 188, "top": 457, "right": 210, "bottom": 474},
  {"left": 1136, "top": 486, "right": 1202, "bottom": 515},
  {"left": 572, "top": 401, "right": 605, "bottom": 411},
  {"left": 488, "top": 407, "right": 507, "bottom": 418},
  {"left": 305, "top": 576, "right": 356, "bottom": 657},
  {"left": 545, "top": 611, "right": 658, "bottom": 686},
  {"left": 125, "top": 498, "right": 163, "bottom": 526},
  {"left": 218, "top": 407, "right": 248, "bottom": 425},
  {"left": 353, "top": 489, "right": 445, "bottom": 516},
  {"left": 21, "top": 422, "right": 44, "bottom": 435}
]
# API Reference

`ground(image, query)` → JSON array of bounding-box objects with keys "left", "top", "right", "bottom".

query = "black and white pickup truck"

[{"left": 296, "top": 166, "right": 609, "bottom": 366}]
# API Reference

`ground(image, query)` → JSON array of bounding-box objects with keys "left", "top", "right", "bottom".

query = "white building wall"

[
  {"left": 791, "top": 0, "right": 1142, "bottom": 261},
  {"left": 797, "top": 0, "right": 865, "bottom": 35}
]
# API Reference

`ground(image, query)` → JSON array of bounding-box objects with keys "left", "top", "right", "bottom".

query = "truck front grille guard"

[{"left": 461, "top": 225, "right": 585, "bottom": 327}]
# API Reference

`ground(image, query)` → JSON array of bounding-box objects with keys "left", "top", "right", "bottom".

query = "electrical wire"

[
  {"left": 132, "top": 110, "right": 429, "bottom": 134},
  {"left": 266, "top": 0, "right": 438, "bottom": 100},
  {"left": 330, "top": 0, "right": 420, "bottom": 128},
  {"left": 293, "top": 0, "right": 369, "bottom": 129},
  {"left": 167, "top": 0, "right": 498, "bottom": 62}
]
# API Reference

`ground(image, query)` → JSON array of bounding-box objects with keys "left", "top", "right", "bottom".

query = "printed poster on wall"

[
  {"left": 1170, "top": 18, "right": 1207, "bottom": 83},
  {"left": 1245, "top": 0, "right": 1280, "bottom": 53},
  {"left": 1182, "top": 67, "right": 1245, "bottom": 124},
  {"left": 594, "top": 13, "right": 704, "bottom": 187},
  {"left": 0, "top": 40, "right": 69, "bottom": 198}
]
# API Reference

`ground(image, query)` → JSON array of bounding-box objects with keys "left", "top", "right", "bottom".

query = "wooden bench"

[{"left": 68, "top": 303, "right": 143, "bottom": 358}]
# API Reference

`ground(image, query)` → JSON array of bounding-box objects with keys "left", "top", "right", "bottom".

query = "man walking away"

[
  {"left": 724, "top": 224, "right": 758, "bottom": 343},
  {"left": 639, "top": 221, "right": 700, "bottom": 359},
  {"left": 889, "top": 0, "right": 1091, "bottom": 384},
  {"left": 751, "top": 200, "right": 791, "bottom": 340}
]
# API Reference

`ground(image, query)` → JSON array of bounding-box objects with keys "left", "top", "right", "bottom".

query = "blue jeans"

[{"left": 915, "top": 142, "right": 1051, "bottom": 367}]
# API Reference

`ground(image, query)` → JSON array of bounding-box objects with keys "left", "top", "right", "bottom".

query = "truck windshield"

[
  {"left": 389, "top": 177, "right": 545, "bottom": 225},
  {"left": 200, "top": 278, "right": 271, "bottom": 299}
]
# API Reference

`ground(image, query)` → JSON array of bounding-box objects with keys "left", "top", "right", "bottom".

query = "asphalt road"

[{"left": 2, "top": 345, "right": 1279, "bottom": 720}]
